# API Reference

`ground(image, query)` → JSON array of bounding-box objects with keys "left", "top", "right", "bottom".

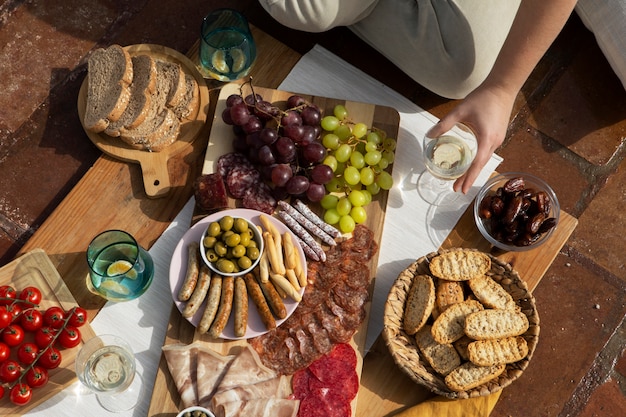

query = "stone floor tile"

[
  {"left": 492, "top": 254, "right": 626, "bottom": 416},
  {"left": 577, "top": 378, "right": 626, "bottom": 417},
  {"left": 569, "top": 157, "right": 626, "bottom": 283}
]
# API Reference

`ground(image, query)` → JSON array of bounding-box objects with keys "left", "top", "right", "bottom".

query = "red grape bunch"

[{"left": 221, "top": 85, "right": 331, "bottom": 203}]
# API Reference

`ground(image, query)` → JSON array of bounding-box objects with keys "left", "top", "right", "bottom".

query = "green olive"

[
  {"left": 238, "top": 256, "right": 252, "bottom": 270},
  {"left": 217, "top": 258, "right": 235, "bottom": 273},
  {"left": 219, "top": 215, "right": 234, "bottom": 231},
  {"left": 225, "top": 233, "right": 241, "bottom": 247},
  {"left": 231, "top": 244, "right": 246, "bottom": 258},
  {"left": 239, "top": 231, "right": 251, "bottom": 246},
  {"left": 203, "top": 236, "right": 217, "bottom": 249},
  {"left": 206, "top": 249, "right": 219, "bottom": 262},
  {"left": 207, "top": 221, "right": 221, "bottom": 237},
  {"left": 233, "top": 218, "right": 249, "bottom": 233},
  {"left": 214, "top": 241, "right": 228, "bottom": 257},
  {"left": 247, "top": 246, "right": 260, "bottom": 260}
]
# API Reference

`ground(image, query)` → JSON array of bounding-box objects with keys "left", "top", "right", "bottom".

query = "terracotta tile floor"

[{"left": 1, "top": 1, "right": 625, "bottom": 415}]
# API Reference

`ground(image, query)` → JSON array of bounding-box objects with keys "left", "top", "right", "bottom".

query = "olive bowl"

[
  {"left": 176, "top": 406, "right": 215, "bottom": 417},
  {"left": 473, "top": 172, "right": 560, "bottom": 252}
]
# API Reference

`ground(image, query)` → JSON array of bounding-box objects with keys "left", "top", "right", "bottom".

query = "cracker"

[
  {"left": 403, "top": 274, "right": 435, "bottom": 335},
  {"left": 468, "top": 336, "right": 529, "bottom": 366},
  {"left": 453, "top": 335, "right": 473, "bottom": 361},
  {"left": 436, "top": 279, "right": 465, "bottom": 313},
  {"left": 445, "top": 362, "right": 506, "bottom": 392},
  {"left": 468, "top": 274, "right": 516, "bottom": 310},
  {"left": 415, "top": 325, "right": 461, "bottom": 376},
  {"left": 431, "top": 299, "right": 484, "bottom": 344},
  {"left": 464, "top": 309, "right": 529, "bottom": 340},
  {"left": 429, "top": 249, "right": 491, "bottom": 281}
]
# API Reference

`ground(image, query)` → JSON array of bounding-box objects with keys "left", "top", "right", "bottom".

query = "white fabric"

[
  {"left": 576, "top": 0, "right": 626, "bottom": 91},
  {"left": 26, "top": 45, "right": 501, "bottom": 415}
]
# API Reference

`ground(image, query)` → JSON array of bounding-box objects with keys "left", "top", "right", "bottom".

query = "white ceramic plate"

[{"left": 169, "top": 208, "right": 306, "bottom": 339}]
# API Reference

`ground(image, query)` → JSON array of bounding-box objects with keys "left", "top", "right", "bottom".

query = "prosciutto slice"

[
  {"left": 215, "top": 345, "right": 278, "bottom": 393},
  {"left": 196, "top": 346, "right": 235, "bottom": 407},
  {"left": 213, "top": 399, "right": 300, "bottom": 417},
  {"left": 161, "top": 343, "right": 200, "bottom": 408},
  {"left": 210, "top": 375, "right": 290, "bottom": 411}
]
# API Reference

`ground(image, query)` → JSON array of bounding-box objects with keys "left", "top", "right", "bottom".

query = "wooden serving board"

[
  {"left": 0, "top": 249, "right": 97, "bottom": 416},
  {"left": 77, "top": 44, "right": 210, "bottom": 198},
  {"left": 147, "top": 84, "right": 401, "bottom": 415}
]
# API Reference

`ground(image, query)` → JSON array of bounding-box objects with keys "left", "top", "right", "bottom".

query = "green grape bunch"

[{"left": 318, "top": 104, "right": 397, "bottom": 233}]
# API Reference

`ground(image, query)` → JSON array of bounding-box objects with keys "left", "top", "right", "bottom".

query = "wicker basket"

[{"left": 382, "top": 248, "right": 540, "bottom": 399}]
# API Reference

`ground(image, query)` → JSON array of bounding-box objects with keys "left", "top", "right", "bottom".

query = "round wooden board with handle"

[{"left": 77, "top": 44, "right": 210, "bottom": 198}]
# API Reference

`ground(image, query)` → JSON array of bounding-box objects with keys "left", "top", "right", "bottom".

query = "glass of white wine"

[
  {"left": 75, "top": 334, "right": 144, "bottom": 412},
  {"left": 418, "top": 122, "right": 477, "bottom": 205}
]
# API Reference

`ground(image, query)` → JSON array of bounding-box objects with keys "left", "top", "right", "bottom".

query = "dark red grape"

[
  {"left": 300, "top": 125, "right": 319, "bottom": 146},
  {"left": 287, "top": 95, "right": 306, "bottom": 108},
  {"left": 254, "top": 100, "right": 280, "bottom": 120},
  {"left": 286, "top": 175, "right": 310, "bottom": 195},
  {"left": 244, "top": 93, "right": 262, "bottom": 109},
  {"left": 306, "top": 182, "right": 326, "bottom": 202},
  {"left": 281, "top": 110, "right": 302, "bottom": 126},
  {"left": 310, "top": 164, "right": 333, "bottom": 184},
  {"left": 302, "top": 142, "right": 327, "bottom": 164},
  {"left": 257, "top": 145, "right": 276, "bottom": 165},
  {"left": 230, "top": 102, "right": 250, "bottom": 125},
  {"left": 283, "top": 124, "right": 304, "bottom": 143},
  {"left": 246, "top": 132, "right": 263, "bottom": 149},
  {"left": 232, "top": 135, "right": 247, "bottom": 153},
  {"left": 271, "top": 164, "right": 293, "bottom": 187},
  {"left": 243, "top": 115, "right": 263, "bottom": 134},
  {"left": 226, "top": 94, "right": 244, "bottom": 107},
  {"left": 222, "top": 107, "right": 234, "bottom": 125},
  {"left": 259, "top": 128, "right": 278, "bottom": 145},
  {"left": 301, "top": 106, "right": 321, "bottom": 126},
  {"left": 274, "top": 136, "right": 295, "bottom": 157}
]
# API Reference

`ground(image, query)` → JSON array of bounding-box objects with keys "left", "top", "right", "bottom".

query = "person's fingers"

[
  {"left": 425, "top": 114, "right": 459, "bottom": 138},
  {"left": 453, "top": 150, "right": 492, "bottom": 193}
]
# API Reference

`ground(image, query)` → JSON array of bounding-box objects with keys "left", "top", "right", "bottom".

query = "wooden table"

[{"left": 15, "top": 26, "right": 578, "bottom": 417}]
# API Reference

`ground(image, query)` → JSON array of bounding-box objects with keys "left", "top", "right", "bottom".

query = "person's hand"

[{"left": 425, "top": 85, "right": 516, "bottom": 194}]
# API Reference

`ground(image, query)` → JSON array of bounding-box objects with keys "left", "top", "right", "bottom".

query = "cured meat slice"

[
  {"left": 213, "top": 398, "right": 300, "bottom": 417},
  {"left": 242, "top": 181, "right": 277, "bottom": 214},
  {"left": 216, "top": 345, "right": 278, "bottom": 393},
  {"left": 210, "top": 375, "right": 290, "bottom": 411},
  {"left": 226, "top": 164, "right": 261, "bottom": 198},
  {"left": 217, "top": 152, "right": 252, "bottom": 179},
  {"left": 194, "top": 173, "right": 229, "bottom": 211},
  {"left": 298, "top": 390, "right": 352, "bottom": 417},
  {"left": 161, "top": 343, "right": 200, "bottom": 408},
  {"left": 196, "top": 346, "right": 235, "bottom": 408}
]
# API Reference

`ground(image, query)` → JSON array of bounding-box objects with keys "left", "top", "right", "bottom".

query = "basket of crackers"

[{"left": 383, "top": 248, "right": 540, "bottom": 398}]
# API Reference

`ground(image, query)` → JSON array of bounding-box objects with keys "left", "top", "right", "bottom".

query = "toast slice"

[
  {"left": 84, "top": 44, "right": 133, "bottom": 133},
  {"left": 435, "top": 279, "right": 465, "bottom": 313},
  {"left": 403, "top": 274, "right": 435, "bottom": 335},
  {"left": 464, "top": 309, "right": 529, "bottom": 340},
  {"left": 468, "top": 336, "right": 529, "bottom": 366},
  {"left": 431, "top": 299, "right": 483, "bottom": 344},
  {"left": 104, "top": 54, "right": 157, "bottom": 137},
  {"left": 429, "top": 250, "right": 491, "bottom": 281},
  {"left": 468, "top": 274, "right": 516, "bottom": 310},
  {"left": 415, "top": 325, "right": 461, "bottom": 376},
  {"left": 444, "top": 362, "right": 506, "bottom": 392}
]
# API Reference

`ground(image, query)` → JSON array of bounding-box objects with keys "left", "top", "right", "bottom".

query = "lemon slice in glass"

[
  {"left": 230, "top": 48, "right": 246, "bottom": 73},
  {"left": 99, "top": 280, "right": 130, "bottom": 296},
  {"left": 106, "top": 260, "right": 137, "bottom": 279},
  {"left": 211, "top": 50, "right": 229, "bottom": 74}
]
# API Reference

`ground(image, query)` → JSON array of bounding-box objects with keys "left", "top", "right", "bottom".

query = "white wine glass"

[
  {"left": 418, "top": 122, "right": 478, "bottom": 205},
  {"left": 75, "top": 334, "right": 144, "bottom": 412}
]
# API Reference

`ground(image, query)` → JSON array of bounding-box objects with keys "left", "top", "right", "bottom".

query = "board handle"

[{"left": 139, "top": 155, "right": 171, "bottom": 198}]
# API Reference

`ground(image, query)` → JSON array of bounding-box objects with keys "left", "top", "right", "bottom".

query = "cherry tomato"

[
  {"left": 0, "top": 306, "right": 11, "bottom": 329},
  {"left": 0, "top": 359, "right": 22, "bottom": 383},
  {"left": 66, "top": 306, "right": 88, "bottom": 327},
  {"left": 17, "top": 342, "right": 39, "bottom": 365},
  {"left": 57, "top": 326, "right": 81, "bottom": 349},
  {"left": 26, "top": 366, "right": 49, "bottom": 388},
  {"left": 2, "top": 324, "right": 25, "bottom": 347},
  {"left": 34, "top": 326, "right": 57, "bottom": 349},
  {"left": 0, "top": 285, "right": 16, "bottom": 306},
  {"left": 20, "top": 308, "right": 43, "bottom": 332},
  {"left": 39, "top": 346, "right": 62, "bottom": 369},
  {"left": 0, "top": 341, "right": 10, "bottom": 362},
  {"left": 6, "top": 303, "right": 22, "bottom": 323},
  {"left": 43, "top": 306, "right": 65, "bottom": 328},
  {"left": 18, "top": 286, "right": 42, "bottom": 307},
  {"left": 9, "top": 383, "right": 32, "bottom": 406}
]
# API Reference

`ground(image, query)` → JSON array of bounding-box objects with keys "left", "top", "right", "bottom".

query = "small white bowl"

[
  {"left": 199, "top": 215, "right": 264, "bottom": 277},
  {"left": 176, "top": 406, "right": 215, "bottom": 417}
]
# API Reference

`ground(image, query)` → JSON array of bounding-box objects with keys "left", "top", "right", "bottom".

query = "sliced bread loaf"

[
  {"left": 158, "top": 60, "right": 187, "bottom": 108},
  {"left": 119, "top": 107, "right": 180, "bottom": 152},
  {"left": 104, "top": 54, "right": 158, "bottom": 137},
  {"left": 172, "top": 73, "right": 199, "bottom": 120},
  {"left": 84, "top": 44, "right": 133, "bottom": 133}
]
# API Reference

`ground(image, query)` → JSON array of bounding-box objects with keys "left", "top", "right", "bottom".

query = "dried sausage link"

[
  {"left": 278, "top": 210, "right": 326, "bottom": 262},
  {"left": 293, "top": 199, "right": 341, "bottom": 238},
  {"left": 278, "top": 201, "right": 336, "bottom": 246}
]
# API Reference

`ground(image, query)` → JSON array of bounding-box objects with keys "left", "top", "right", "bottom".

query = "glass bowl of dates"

[
  {"left": 200, "top": 214, "right": 264, "bottom": 277},
  {"left": 474, "top": 172, "right": 560, "bottom": 251}
]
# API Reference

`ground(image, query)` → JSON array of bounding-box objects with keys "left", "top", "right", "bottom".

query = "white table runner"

[{"left": 26, "top": 44, "right": 500, "bottom": 416}]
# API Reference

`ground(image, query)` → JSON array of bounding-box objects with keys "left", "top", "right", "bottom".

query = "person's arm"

[{"left": 427, "top": 0, "right": 578, "bottom": 194}]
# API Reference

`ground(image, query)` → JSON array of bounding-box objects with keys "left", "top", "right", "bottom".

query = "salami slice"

[
  {"left": 217, "top": 152, "right": 252, "bottom": 179},
  {"left": 193, "top": 173, "right": 229, "bottom": 211},
  {"left": 226, "top": 164, "right": 260, "bottom": 198},
  {"left": 242, "top": 182, "right": 277, "bottom": 214}
]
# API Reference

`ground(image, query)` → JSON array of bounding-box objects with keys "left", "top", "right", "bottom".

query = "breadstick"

[
  {"left": 198, "top": 274, "right": 222, "bottom": 334},
  {"left": 182, "top": 264, "right": 211, "bottom": 318},
  {"left": 282, "top": 232, "right": 297, "bottom": 270},
  {"left": 270, "top": 272, "right": 302, "bottom": 302},
  {"left": 258, "top": 247, "right": 270, "bottom": 283},
  {"left": 178, "top": 242, "right": 200, "bottom": 301},
  {"left": 260, "top": 214, "right": 285, "bottom": 272},
  {"left": 285, "top": 269, "right": 301, "bottom": 291},
  {"left": 208, "top": 276, "right": 234, "bottom": 338},
  {"left": 263, "top": 232, "right": 286, "bottom": 275}
]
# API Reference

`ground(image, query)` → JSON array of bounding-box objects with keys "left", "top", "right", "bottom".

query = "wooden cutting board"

[
  {"left": 76, "top": 44, "right": 210, "bottom": 198},
  {"left": 147, "top": 84, "right": 401, "bottom": 415},
  {"left": 0, "top": 249, "right": 97, "bottom": 416}
]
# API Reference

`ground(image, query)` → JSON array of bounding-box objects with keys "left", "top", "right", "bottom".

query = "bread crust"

[
  {"left": 429, "top": 249, "right": 491, "bottom": 281},
  {"left": 468, "top": 336, "right": 529, "bottom": 366},
  {"left": 435, "top": 279, "right": 464, "bottom": 313},
  {"left": 431, "top": 299, "right": 483, "bottom": 344},
  {"left": 464, "top": 309, "right": 529, "bottom": 340},
  {"left": 403, "top": 274, "right": 435, "bottom": 335},
  {"left": 444, "top": 362, "right": 505, "bottom": 392},
  {"left": 468, "top": 274, "right": 516, "bottom": 310},
  {"left": 415, "top": 325, "right": 461, "bottom": 376}
]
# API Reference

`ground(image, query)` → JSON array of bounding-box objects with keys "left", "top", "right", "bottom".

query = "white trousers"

[{"left": 259, "top": 0, "right": 626, "bottom": 97}]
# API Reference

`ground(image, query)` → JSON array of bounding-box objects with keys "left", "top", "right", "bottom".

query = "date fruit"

[{"left": 478, "top": 177, "right": 557, "bottom": 247}]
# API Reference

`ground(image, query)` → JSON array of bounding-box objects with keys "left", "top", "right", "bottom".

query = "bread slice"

[
  {"left": 464, "top": 309, "right": 529, "bottom": 340},
  {"left": 119, "top": 107, "right": 180, "bottom": 151},
  {"left": 468, "top": 336, "right": 529, "bottom": 366},
  {"left": 104, "top": 54, "right": 157, "bottom": 137},
  {"left": 159, "top": 60, "right": 187, "bottom": 108},
  {"left": 431, "top": 299, "right": 483, "bottom": 344},
  {"left": 444, "top": 362, "right": 505, "bottom": 392},
  {"left": 172, "top": 73, "right": 199, "bottom": 120},
  {"left": 84, "top": 44, "right": 133, "bottom": 132},
  {"left": 429, "top": 250, "right": 491, "bottom": 281},
  {"left": 403, "top": 274, "right": 435, "bottom": 335},
  {"left": 415, "top": 325, "right": 461, "bottom": 376},
  {"left": 435, "top": 279, "right": 465, "bottom": 313},
  {"left": 468, "top": 274, "right": 516, "bottom": 310}
]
